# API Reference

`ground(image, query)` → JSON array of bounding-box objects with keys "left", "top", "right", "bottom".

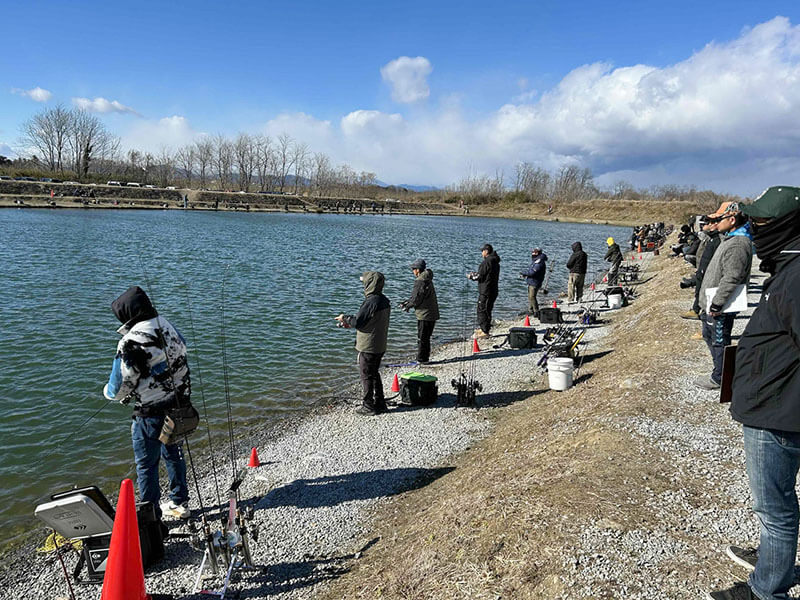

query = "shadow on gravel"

[
  {"left": 473, "top": 389, "right": 547, "bottom": 408},
  {"left": 433, "top": 347, "right": 538, "bottom": 365},
  {"left": 578, "top": 350, "right": 613, "bottom": 365},
  {"left": 255, "top": 467, "right": 455, "bottom": 510}
]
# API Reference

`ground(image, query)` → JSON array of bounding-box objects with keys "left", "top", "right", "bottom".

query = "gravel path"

[{"left": 4, "top": 283, "right": 617, "bottom": 599}]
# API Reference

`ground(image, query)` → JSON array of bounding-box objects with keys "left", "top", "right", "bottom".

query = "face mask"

[{"left": 751, "top": 209, "right": 800, "bottom": 273}]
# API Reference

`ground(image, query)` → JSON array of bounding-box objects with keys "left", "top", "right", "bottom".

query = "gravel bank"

[{"left": 3, "top": 277, "right": 621, "bottom": 599}]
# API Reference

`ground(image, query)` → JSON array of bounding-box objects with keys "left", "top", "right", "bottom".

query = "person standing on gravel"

[
  {"left": 694, "top": 203, "right": 753, "bottom": 391},
  {"left": 467, "top": 243, "right": 501, "bottom": 337},
  {"left": 400, "top": 259, "right": 440, "bottom": 364},
  {"left": 679, "top": 213, "right": 722, "bottom": 321},
  {"left": 103, "top": 286, "right": 192, "bottom": 521},
  {"left": 335, "top": 271, "right": 391, "bottom": 416},
  {"left": 604, "top": 237, "right": 623, "bottom": 285},
  {"left": 566, "top": 241, "right": 587, "bottom": 303},
  {"left": 708, "top": 187, "right": 800, "bottom": 600},
  {"left": 520, "top": 248, "right": 547, "bottom": 318}
]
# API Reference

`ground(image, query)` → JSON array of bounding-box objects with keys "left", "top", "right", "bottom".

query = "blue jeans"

[
  {"left": 131, "top": 415, "right": 189, "bottom": 519},
  {"left": 743, "top": 425, "right": 800, "bottom": 600},
  {"left": 701, "top": 312, "right": 734, "bottom": 384}
]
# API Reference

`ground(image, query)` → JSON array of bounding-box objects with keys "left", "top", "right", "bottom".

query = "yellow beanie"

[{"left": 607, "top": 237, "right": 615, "bottom": 245}]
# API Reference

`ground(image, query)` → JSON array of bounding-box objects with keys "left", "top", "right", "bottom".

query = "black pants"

[
  {"left": 417, "top": 320, "right": 436, "bottom": 362},
  {"left": 477, "top": 292, "right": 497, "bottom": 334},
  {"left": 358, "top": 352, "right": 386, "bottom": 411}
]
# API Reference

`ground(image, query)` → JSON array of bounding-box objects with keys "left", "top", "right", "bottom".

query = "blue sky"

[{"left": 3, "top": 0, "right": 800, "bottom": 194}]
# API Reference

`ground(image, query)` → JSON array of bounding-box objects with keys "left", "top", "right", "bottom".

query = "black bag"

[
  {"left": 159, "top": 404, "right": 200, "bottom": 445},
  {"left": 539, "top": 307, "right": 562, "bottom": 324},
  {"left": 136, "top": 501, "right": 165, "bottom": 568},
  {"left": 508, "top": 327, "right": 537, "bottom": 349},
  {"left": 399, "top": 373, "right": 438, "bottom": 406}
]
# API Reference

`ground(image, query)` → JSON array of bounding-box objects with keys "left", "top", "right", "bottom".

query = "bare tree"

[
  {"left": 175, "top": 146, "right": 196, "bottom": 188},
  {"left": 154, "top": 147, "right": 175, "bottom": 187},
  {"left": 233, "top": 133, "right": 256, "bottom": 191},
  {"left": 212, "top": 134, "right": 233, "bottom": 190},
  {"left": 67, "top": 109, "right": 119, "bottom": 179},
  {"left": 194, "top": 138, "right": 213, "bottom": 189},
  {"left": 276, "top": 133, "right": 295, "bottom": 193},
  {"left": 553, "top": 165, "right": 594, "bottom": 202},
  {"left": 514, "top": 162, "right": 551, "bottom": 202},
  {"left": 254, "top": 134, "right": 273, "bottom": 192},
  {"left": 19, "top": 105, "right": 72, "bottom": 172},
  {"left": 291, "top": 142, "right": 309, "bottom": 194}
]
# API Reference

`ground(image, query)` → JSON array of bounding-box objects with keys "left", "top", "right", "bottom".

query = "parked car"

[
  {"left": 40, "top": 177, "right": 53, "bottom": 182},
  {"left": 144, "top": 184, "right": 155, "bottom": 189},
  {"left": 165, "top": 186, "right": 176, "bottom": 190},
  {"left": 62, "top": 181, "right": 79, "bottom": 185},
  {"left": 107, "top": 180, "right": 122, "bottom": 186},
  {"left": 126, "top": 182, "right": 141, "bottom": 187},
  {"left": 0, "top": 175, "right": 11, "bottom": 181}
]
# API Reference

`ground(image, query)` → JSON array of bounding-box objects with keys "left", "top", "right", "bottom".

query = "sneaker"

[
  {"left": 726, "top": 545, "right": 758, "bottom": 572},
  {"left": 160, "top": 500, "right": 190, "bottom": 520},
  {"left": 706, "top": 581, "right": 756, "bottom": 600},
  {"left": 680, "top": 310, "right": 700, "bottom": 320},
  {"left": 356, "top": 405, "right": 383, "bottom": 416},
  {"left": 694, "top": 376, "right": 721, "bottom": 391}
]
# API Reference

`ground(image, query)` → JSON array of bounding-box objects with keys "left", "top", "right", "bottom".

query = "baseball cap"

[
  {"left": 410, "top": 258, "right": 426, "bottom": 270},
  {"left": 480, "top": 243, "right": 493, "bottom": 252},
  {"left": 742, "top": 186, "right": 800, "bottom": 220},
  {"left": 708, "top": 201, "right": 740, "bottom": 218}
]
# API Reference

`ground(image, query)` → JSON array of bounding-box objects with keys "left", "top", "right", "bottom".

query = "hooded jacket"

[
  {"left": 103, "top": 286, "right": 190, "bottom": 417},
  {"left": 476, "top": 251, "right": 501, "bottom": 296},
  {"left": 566, "top": 242, "right": 588, "bottom": 274},
  {"left": 342, "top": 271, "right": 391, "bottom": 354},
  {"left": 730, "top": 241, "right": 800, "bottom": 431},
  {"left": 405, "top": 268, "right": 440, "bottom": 322},
  {"left": 521, "top": 253, "right": 548, "bottom": 287},
  {"left": 698, "top": 225, "right": 753, "bottom": 313},
  {"left": 604, "top": 242, "right": 623, "bottom": 267}
]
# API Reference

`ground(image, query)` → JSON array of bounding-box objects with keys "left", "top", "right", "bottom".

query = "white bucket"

[
  {"left": 607, "top": 293, "right": 623, "bottom": 309},
  {"left": 547, "top": 357, "right": 574, "bottom": 391}
]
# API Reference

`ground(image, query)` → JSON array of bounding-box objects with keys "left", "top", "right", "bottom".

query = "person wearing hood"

[
  {"left": 566, "top": 241, "right": 588, "bottom": 303},
  {"left": 336, "top": 271, "right": 391, "bottom": 416},
  {"left": 695, "top": 202, "right": 753, "bottom": 391},
  {"left": 708, "top": 187, "right": 800, "bottom": 600},
  {"left": 604, "top": 237, "right": 623, "bottom": 285},
  {"left": 400, "top": 259, "right": 440, "bottom": 364},
  {"left": 520, "top": 248, "right": 547, "bottom": 318},
  {"left": 467, "top": 243, "right": 501, "bottom": 337},
  {"left": 103, "top": 286, "right": 192, "bottom": 521}
]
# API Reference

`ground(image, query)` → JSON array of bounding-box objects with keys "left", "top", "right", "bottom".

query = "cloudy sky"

[{"left": 3, "top": 0, "right": 800, "bottom": 194}]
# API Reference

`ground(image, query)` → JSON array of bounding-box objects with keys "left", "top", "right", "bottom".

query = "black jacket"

[
  {"left": 405, "top": 269, "right": 440, "bottom": 322},
  {"left": 477, "top": 251, "right": 501, "bottom": 296},
  {"left": 730, "top": 246, "right": 800, "bottom": 431},
  {"left": 566, "top": 242, "right": 588, "bottom": 274}
]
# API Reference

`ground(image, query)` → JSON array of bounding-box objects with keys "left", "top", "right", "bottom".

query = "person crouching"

[{"left": 336, "top": 272, "right": 391, "bottom": 416}]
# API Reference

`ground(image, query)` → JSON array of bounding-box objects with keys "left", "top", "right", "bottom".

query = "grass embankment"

[{"left": 322, "top": 250, "right": 739, "bottom": 599}]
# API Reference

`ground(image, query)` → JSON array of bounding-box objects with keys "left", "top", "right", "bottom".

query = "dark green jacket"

[
  {"left": 405, "top": 269, "right": 440, "bottom": 322},
  {"left": 342, "top": 271, "right": 391, "bottom": 354}
]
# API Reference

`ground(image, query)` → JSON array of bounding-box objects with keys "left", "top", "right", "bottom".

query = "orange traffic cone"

[
  {"left": 637, "top": 241, "right": 642, "bottom": 253},
  {"left": 391, "top": 374, "right": 400, "bottom": 392},
  {"left": 472, "top": 337, "right": 480, "bottom": 353},
  {"left": 523, "top": 314, "right": 531, "bottom": 327},
  {"left": 101, "top": 479, "right": 148, "bottom": 600},
  {"left": 248, "top": 447, "right": 261, "bottom": 467},
  {"left": 552, "top": 300, "right": 557, "bottom": 309}
]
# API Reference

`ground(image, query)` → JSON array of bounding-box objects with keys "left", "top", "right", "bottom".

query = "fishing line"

[
  {"left": 183, "top": 284, "right": 223, "bottom": 511},
  {"left": 219, "top": 264, "right": 238, "bottom": 481},
  {"left": 55, "top": 397, "right": 116, "bottom": 448}
]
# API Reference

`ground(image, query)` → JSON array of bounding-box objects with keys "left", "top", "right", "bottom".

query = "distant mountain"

[{"left": 376, "top": 180, "right": 439, "bottom": 192}]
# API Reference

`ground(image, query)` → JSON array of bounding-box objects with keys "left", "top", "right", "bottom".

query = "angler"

[
  {"left": 604, "top": 237, "right": 623, "bottom": 285},
  {"left": 103, "top": 285, "right": 193, "bottom": 521},
  {"left": 467, "top": 243, "right": 501, "bottom": 338},
  {"left": 520, "top": 247, "right": 547, "bottom": 319},
  {"left": 400, "top": 258, "right": 440, "bottom": 364},
  {"left": 566, "top": 241, "right": 587, "bottom": 303}
]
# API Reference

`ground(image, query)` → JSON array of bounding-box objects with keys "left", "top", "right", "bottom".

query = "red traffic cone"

[
  {"left": 552, "top": 300, "right": 557, "bottom": 309},
  {"left": 603, "top": 276, "right": 608, "bottom": 283},
  {"left": 523, "top": 314, "right": 531, "bottom": 327},
  {"left": 590, "top": 282, "right": 595, "bottom": 291},
  {"left": 248, "top": 447, "right": 261, "bottom": 468},
  {"left": 639, "top": 254, "right": 643, "bottom": 260},
  {"left": 101, "top": 479, "right": 148, "bottom": 600},
  {"left": 391, "top": 373, "right": 400, "bottom": 392},
  {"left": 472, "top": 337, "right": 480, "bottom": 353}
]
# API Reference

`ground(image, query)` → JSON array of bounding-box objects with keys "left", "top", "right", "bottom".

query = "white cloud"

[
  {"left": 264, "top": 16, "right": 800, "bottom": 193},
  {"left": 11, "top": 86, "right": 52, "bottom": 102},
  {"left": 72, "top": 97, "right": 140, "bottom": 116},
  {"left": 121, "top": 115, "right": 199, "bottom": 151},
  {"left": 380, "top": 56, "right": 433, "bottom": 103},
  {"left": 0, "top": 142, "right": 15, "bottom": 158}
]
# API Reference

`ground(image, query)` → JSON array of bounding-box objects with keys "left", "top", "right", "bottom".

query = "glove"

[{"left": 709, "top": 303, "right": 723, "bottom": 314}]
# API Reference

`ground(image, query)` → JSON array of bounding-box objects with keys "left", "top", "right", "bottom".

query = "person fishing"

[
  {"left": 335, "top": 271, "right": 391, "bottom": 416},
  {"left": 103, "top": 286, "right": 191, "bottom": 521},
  {"left": 400, "top": 259, "right": 440, "bottom": 364},
  {"left": 566, "top": 241, "right": 587, "bottom": 303},
  {"left": 519, "top": 248, "right": 547, "bottom": 318},
  {"left": 604, "top": 237, "right": 623, "bottom": 285},
  {"left": 467, "top": 243, "right": 501, "bottom": 338}
]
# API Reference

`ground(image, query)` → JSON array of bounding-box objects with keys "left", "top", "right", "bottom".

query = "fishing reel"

[{"left": 451, "top": 372, "right": 481, "bottom": 407}]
